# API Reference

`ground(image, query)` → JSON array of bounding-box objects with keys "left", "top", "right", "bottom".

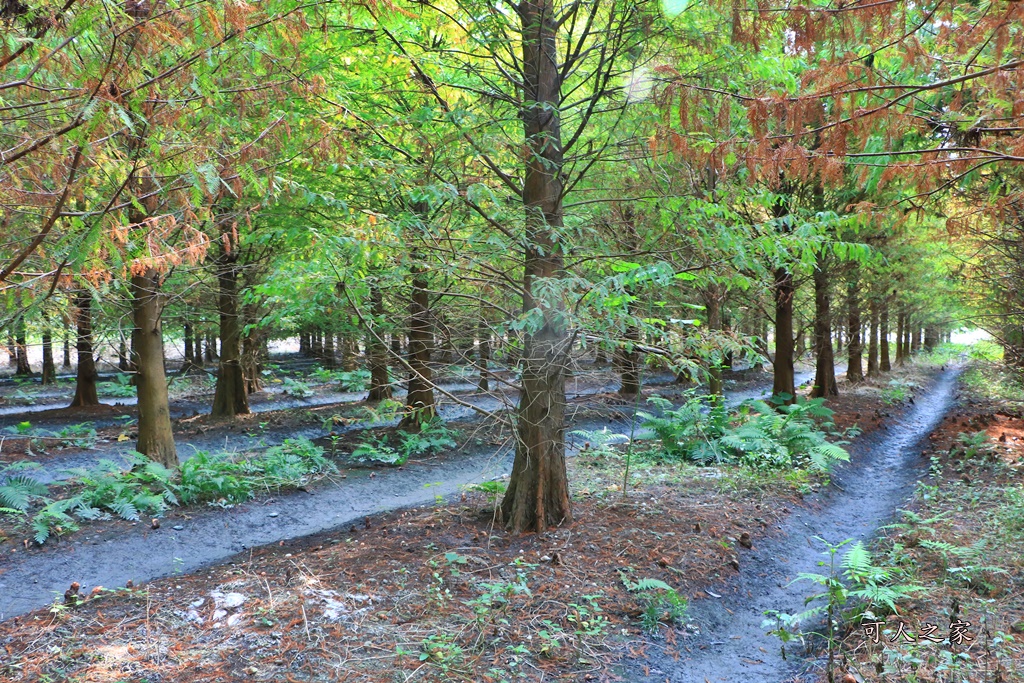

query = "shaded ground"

[
  {"left": 627, "top": 365, "right": 961, "bottom": 682},
  {"left": 816, "top": 363, "right": 1024, "bottom": 683},
  {"left": 0, "top": 362, "right": 931, "bottom": 683},
  {"left": 0, "top": 362, "right": 816, "bottom": 621}
]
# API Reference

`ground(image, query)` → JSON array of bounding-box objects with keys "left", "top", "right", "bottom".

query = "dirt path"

[
  {"left": 0, "top": 367, "right": 820, "bottom": 621},
  {"left": 629, "top": 367, "right": 961, "bottom": 683}
]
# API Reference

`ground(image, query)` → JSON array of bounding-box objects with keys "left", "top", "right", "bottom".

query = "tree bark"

[
  {"left": 500, "top": 0, "right": 572, "bottom": 533},
  {"left": 62, "top": 324, "right": 71, "bottom": 368},
  {"left": 703, "top": 284, "right": 724, "bottom": 398},
  {"left": 772, "top": 266, "right": 796, "bottom": 403},
  {"left": 867, "top": 300, "right": 880, "bottom": 377},
  {"left": 41, "top": 321, "right": 55, "bottom": 386},
  {"left": 911, "top": 323, "right": 921, "bottom": 353},
  {"left": 880, "top": 299, "right": 891, "bottom": 372},
  {"left": 477, "top": 313, "right": 491, "bottom": 392},
  {"left": 14, "top": 302, "right": 30, "bottom": 376},
  {"left": 846, "top": 275, "right": 863, "bottom": 383},
  {"left": 70, "top": 289, "right": 99, "bottom": 407},
  {"left": 400, "top": 252, "right": 436, "bottom": 427},
  {"left": 367, "top": 282, "right": 392, "bottom": 402},
  {"left": 211, "top": 250, "right": 250, "bottom": 417},
  {"left": 923, "top": 326, "right": 939, "bottom": 351},
  {"left": 810, "top": 253, "right": 838, "bottom": 397},
  {"left": 131, "top": 270, "right": 178, "bottom": 468},
  {"left": 895, "top": 309, "right": 905, "bottom": 365}
]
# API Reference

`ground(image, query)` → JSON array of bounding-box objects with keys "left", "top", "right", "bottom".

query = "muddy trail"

[
  {"left": 0, "top": 362, "right": 812, "bottom": 484},
  {"left": 0, "top": 366, "right": 820, "bottom": 621},
  {"left": 630, "top": 366, "right": 962, "bottom": 683}
]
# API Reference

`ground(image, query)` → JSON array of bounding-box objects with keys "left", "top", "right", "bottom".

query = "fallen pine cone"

[{"left": 64, "top": 582, "right": 81, "bottom": 606}]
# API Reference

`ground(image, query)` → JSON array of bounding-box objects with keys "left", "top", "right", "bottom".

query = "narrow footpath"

[{"left": 631, "top": 367, "right": 961, "bottom": 683}]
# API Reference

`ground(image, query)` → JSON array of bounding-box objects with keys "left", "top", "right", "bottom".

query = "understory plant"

[
  {"left": 352, "top": 419, "right": 457, "bottom": 466},
  {"left": 640, "top": 394, "right": 849, "bottom": 472},
  {"left": 0, "top": 437, "right": 334, "bottom": 543}
]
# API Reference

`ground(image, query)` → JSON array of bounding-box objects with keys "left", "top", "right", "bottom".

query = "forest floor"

[
  {"left": 814, "top": 362, "right": 1024, "bottom": 683},
  {"left": 0, "top": 358, "right": 817, "bottom": 620},
  {"left": 0, "top": 358, "right": 970, "bottom": 683}
]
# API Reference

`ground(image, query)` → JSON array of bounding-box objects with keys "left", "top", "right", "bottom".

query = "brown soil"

[{"left": 0, "top": 368, "right": 916, "bottom": 683}]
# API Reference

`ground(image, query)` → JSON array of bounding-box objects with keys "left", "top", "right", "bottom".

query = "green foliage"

[
  {"left": 881, "top": 379, "right": 914, "bottom": 406},
  {"left": 641, "top": 395, "right": 848, "bottom": 473},
  {"left": 621, "top": 575, "right": 688, "bottom": 632},
  {"left": 280, "top": 377, "right": 314, "bottom": 398},
  {"left": 64, "top": 453, "right": 179, "bottom": 522},
  {"left": 310, "top": 366, "right": 372, "bottom": 392},
  {"left": 98, "top": 373, "right": 136, "bottom": 398},
  {"left": 352, "top": 420, "right": 458, "bottom": 467},
  {"left": 0, "top": 472, "right": 49, "bottom": 512}
]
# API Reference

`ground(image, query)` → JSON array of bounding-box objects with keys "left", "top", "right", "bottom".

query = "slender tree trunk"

[
  {"left": 299, "top": 331, "right": 309, "bottom": 356},
  {"left": 477, "top": 313, "right": 491, "bottom": 392},
  {"left": 772, "top": 266, "right": 796, "bottom": 403},
  {"left": 14, "top": 301, "right": 30, "bottom": 375},
  {"left": 810, "top": 253, "right": 838, "bottom": 397},
  {"left": 867, "top": 300, "right": 880, "bottom": 377},
  {"left": 207, "top": 331, "right": 218, "bottom": 360},
  {"left": 131, "top": 271, "right": 177, "bottom": 467},
  {"left": 401, "top": 251, "right": 436, "bottom": 427},
  {"left": 241, "top": 314, "right": 266, "bottom": 395},
  {"left": 211, "top": 251, "right": 250, "bottom": 417},
  {"left": 500, "top": 0, "right": 572, "bottom": 533},
  {"left": 62, "top": 324, "right": 71, "bottom": 368},
  {"left": 911, "top": 324, "right": 921, "bottom": 353},
  {"left": 923, "top": 326, "right": 939, "bottom": 351},
  {"left": 895, "top": 309, "right": 905, "bottom": 365},
  {"left": 118, "top": 333, "right": 130, "bottom": 371},
  {"left": 323, "top": 330, "right": 336, "bottom": 369},
  {"left": 367, "top": 282, "right": 392, "bottom": 402},
  {"left": 704, "top": 284, "right": 724, "bottom": 398},
  {"left": 70, "top": 290, "right": 99, "bottom": 407},
  {"left": 41, "top": 319, "right": 55, "bottom": 385},
  {"left": 184, "top": 322, "right": 195, "bottom": 364},
  {"left": 880, "top": 299, "right": 891, "bottom": 372},
  {"left": 846, "top": 272, "right": 863, "bottom": 383}
]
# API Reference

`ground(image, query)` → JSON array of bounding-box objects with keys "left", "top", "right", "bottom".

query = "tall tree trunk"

[
  {"left": 846, "top": 272, "right": 863, "bottom": 383},
  {"left": 911, "top": 323, "right": 921, "bottom": 353},
  {"left": 923, "top": 326, "right": 939, "bottom": 351},
  {"left": 867, "top": 300, "right": 880, "bottom": 377},
  {"left": 118, "top": 333, "right": 130, "bottom": 371},
  {"left": 323, "top": 330, "right": 336, "bottom": 369},
  {"left": 810, "top": 253, "right": 838, "bottom": 397},
  {"left": 131, "top": 270, "right": 178, "bottom": 468},
  {"left": 299, "top": 331, "right": 309, "bottom": 356},
  {"left": 206, "top": 331, "right": 218, "bottom": 360},
  {"left": 211, "top": 251, "right": 250, "bottom": 417},
  {"left": 41, "top": 318, "right": 55, "bottom": 386},
  {"left": 241, "top": 312, "right": 266, "bottom": 395},
  {"left": 14, "top": 301, "right": 30, "bottom": 376},
  {"left": 70, "top": 290, "right": 99, "bottom": 407},
  {"left": 703, "top": 284, "right": 724, "bottom": 398},
  {"left": 500, "top": 0, "right": 572, "bottom": 533},
  {"left": 772, "top": 266, "right": 796, "bottom": 403},
  {"left": 895, "top": 309, "right": 905, "bottom": 365},
  {"left": 880, "top": 299, "right": 891, "bottom": 372},
  {"left": 183, "top": 322, "right": 195, "bottom": 364},
  {"left": 400, "top": 251, "right": 436, "bottom": 427},
  {"left": 477, "top": 312, "right": 491, "bottom": 392},
  {"left": 62, "top": 324, "right": 71, "bottom": 368},
  {"left": 367, "top": 282, "right": 392, "bottom": 402}
]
